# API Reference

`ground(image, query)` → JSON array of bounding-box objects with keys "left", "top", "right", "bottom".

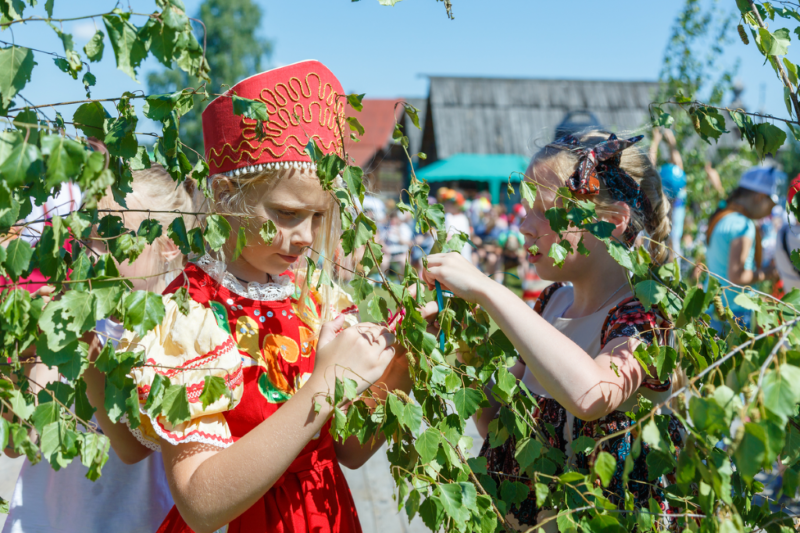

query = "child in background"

[
  {"left": 490, "top": 229, "right": 525, "bottom": 296},
  {"left": 439, "top": 187, "right": 473, "bottom": 263},
  {"left": 3, "top": 164, "right": 194, "bottom": 533},
  {"left": 705, "top": 166, "right": 781, "bottom": 332},
  {"left": 424, "top": 131, "right": 682, "bottom": 531},
  {"left": 119, "top": 61, "right": 415, "bottom": 533}
]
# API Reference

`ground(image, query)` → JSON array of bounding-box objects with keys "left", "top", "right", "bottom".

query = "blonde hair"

[
  {"left": 97, "top": 164, "right": 199, "bottom": 278},
  {"left": 211, "top": 167, "right": 340, "bottom": 331},
  {"left": 533, "top": 130, "right": 671, "bottom": 265}
]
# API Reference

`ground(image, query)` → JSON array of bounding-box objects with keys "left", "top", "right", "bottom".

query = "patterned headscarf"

[{"left": 549, "top": 133, "right": 652, "bottom": 244}]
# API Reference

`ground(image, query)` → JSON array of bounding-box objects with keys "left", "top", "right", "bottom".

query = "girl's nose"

[
  {"left": 519, "top": 213, "right": 537, "bottom": 238},
  {"left": 290, "top": 217, "right": 314, "bottom": 248}
]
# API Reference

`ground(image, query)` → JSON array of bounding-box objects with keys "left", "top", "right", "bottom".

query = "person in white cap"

[{"left": 704, "top": 165, "right": 782, "bottom": 332}]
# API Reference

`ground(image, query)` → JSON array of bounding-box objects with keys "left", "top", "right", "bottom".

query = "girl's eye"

[
  {"left": 313, "top": 212, "right": 324, "bottom": 219},
  {"left": 277, "top": 210, "right": 295, "bottom": 217}
]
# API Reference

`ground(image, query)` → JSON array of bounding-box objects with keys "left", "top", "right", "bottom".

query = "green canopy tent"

[{"left": 414, "top": 153, "right": 530, "bottom": 204}]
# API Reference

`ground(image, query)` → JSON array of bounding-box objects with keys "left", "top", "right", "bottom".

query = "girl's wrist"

[
  {"left": 299, "top": 373, "right": 336, "bottom": 417},
  {"left": 473, "top": 275, "right": 498, "bottom": 306}
]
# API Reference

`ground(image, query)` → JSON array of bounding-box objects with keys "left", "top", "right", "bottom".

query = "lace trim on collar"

[{"left": 196, "top": 255, "right": 295, "bottom": 302}]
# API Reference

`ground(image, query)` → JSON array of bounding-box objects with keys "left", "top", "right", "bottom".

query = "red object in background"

[
  {"left": 788, "top": 174, "right": 800, "bottom": 207},
  {"left": 342, "top": 98, "right": 404, "bottom": 168},
  {"left": 0, "top": 219, "right": 74, "bottom": 294},
  {"left": 773, "top": 279, "right": 786, "bottom": 299},
  {"left": 0, "top": 269, "right": 49, "bottom": 294},
  {"left": 202, "top": 60, "right": 346, "bottom": 176}
]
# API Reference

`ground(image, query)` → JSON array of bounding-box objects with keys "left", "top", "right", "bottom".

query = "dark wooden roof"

[
  {"left": 422, "top": 76, "right": 659, "bottom": 161},
  {"left": 344, "top": 99, "right": 404, "bottom": 168}
]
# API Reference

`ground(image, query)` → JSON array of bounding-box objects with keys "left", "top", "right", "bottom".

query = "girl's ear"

[
  {"left": 212, "top": 176, "right": 234, "bottom": 204},
  {"left": 159, "top": 238, "right": 182, "bottom": 263},
  {"left": 603, "top": 203, "right": 632, "bottom": 240}
]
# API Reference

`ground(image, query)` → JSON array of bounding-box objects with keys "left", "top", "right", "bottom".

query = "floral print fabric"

[{"left": 480, "top": 284, "right": 682, "bottom": 529}]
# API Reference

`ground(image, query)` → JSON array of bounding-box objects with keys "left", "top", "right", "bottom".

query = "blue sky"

[{"left": 5, "top": 0, "right": 795, "bottom": 135}]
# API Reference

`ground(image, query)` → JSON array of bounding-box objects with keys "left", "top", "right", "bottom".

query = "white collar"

[{"left": 196, "top": 255, "right": 295, "bottom": 302}]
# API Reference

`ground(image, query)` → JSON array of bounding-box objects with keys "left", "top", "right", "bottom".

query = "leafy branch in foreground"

[
  {"left": 653, "top": 1, "right": 800, "bottom": 160},
  {"left": 2, "top": 1, "right": 800, "bottom": 532}
]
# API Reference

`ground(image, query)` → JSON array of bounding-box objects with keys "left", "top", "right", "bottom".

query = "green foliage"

[
  {"left": 146, "top": 0, "right": 272, "bottom": 154},
  {"left": 1, "top": 3, "right": 800, "bottom": 532},
  {"left": 102, "top": 12, "right": 148, "bottom": 81},
  {"left": 0, "top": 46, "right": 36, "bottom": 114},
  {"left": 122, "top": 291, "right": 166, "bottom": 338},
  {"left": 259, "top": 220, "right": 277, "bottom": 246},
  {"left": 204, "top": 214, "right": 231, "bottom": 252}
]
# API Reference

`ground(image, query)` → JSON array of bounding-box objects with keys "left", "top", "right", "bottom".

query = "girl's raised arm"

[{"left": 423, "top": 253, "right": 646, "bottom": 421}]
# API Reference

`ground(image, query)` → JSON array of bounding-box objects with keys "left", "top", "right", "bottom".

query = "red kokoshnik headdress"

[{"left": 202, "top": 60, "right": 345, "bottom": 177}]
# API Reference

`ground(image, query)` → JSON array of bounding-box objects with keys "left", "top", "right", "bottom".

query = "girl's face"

[
  {"left": 519, "top": 161, "right": 608, "bottom": 282},
  {"left": 87, "top": 218, "right": 169, "bottom": 293},
  {"left": 230, "top": 170, "right": 331, "bottom": 278},
  {"left": 747, "top": 192, "right": 776, "bottom": 220}
]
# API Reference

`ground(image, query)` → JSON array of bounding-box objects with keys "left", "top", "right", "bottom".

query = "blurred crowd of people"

[
  {"left": 651, "top": 128, "right": 797, "bottom": 332},
  {"left": 363, "top": 126, "right": 800, "bottom": 335},
  {"left": 367, "top": 187, "right": 551, "bottom": 308}
]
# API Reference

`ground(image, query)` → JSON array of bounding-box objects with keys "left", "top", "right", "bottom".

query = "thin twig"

[
  {"left": 656, "top": 100, "right": 800, "bottom": 127},
  {"left": 0, "top": 11, "right": 156, "bottom": 28},
  {"left": 594, "top": 317, "right": 800, "bottom": 449},
  {"left": 746, "top": 0, "right": 800, "bottom": 119},
  {"left": 7, "top": 95, "right": 144, "bottom": 113}
]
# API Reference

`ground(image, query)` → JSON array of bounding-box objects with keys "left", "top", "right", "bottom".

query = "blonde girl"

[
  {"left": 3, "top": 164, "right": 194, "bottom": 533},
  {"left": 118, "top": 61, "right": 412, "bottom": 533},
  {"left": 423, "top": 131, "right": 683, "bottom": 531}
]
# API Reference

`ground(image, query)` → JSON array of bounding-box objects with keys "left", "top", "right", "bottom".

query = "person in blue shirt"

[
  {"left": 650, "top": 128, "right": 687, "bottom": 257},
  {"left": 705, "top": 165, "right": 781, "bottom": 332}
]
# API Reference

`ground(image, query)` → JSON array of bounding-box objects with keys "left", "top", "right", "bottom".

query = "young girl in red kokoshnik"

[{"left": 117, "top": 60, "right": 414, "bottom": 533}]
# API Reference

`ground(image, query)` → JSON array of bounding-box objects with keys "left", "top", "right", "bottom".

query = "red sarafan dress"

[{"left": 119, "top": 255, "right": 361, "bottom": 533}]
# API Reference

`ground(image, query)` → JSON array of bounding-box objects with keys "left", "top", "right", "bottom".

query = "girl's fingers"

[
  {"left": 375, "top": 325, "right": 396, "bottom": 348},
  {"left": 419, "top": 300, "right": 440, "bottom": 321},
  {"left": 420, "top": 267, "right": 437, "bottom": 290},
  {"left": 353, "top": 322, "right": 396, "bottom": 349},
  {"left": 407, "top": 284, "right": 418, "bottom": 300},
  {"left": 318, "top": 314, "right": 346, "bottom": 350},
  {"left": 33, "top": 285, "right": 56, "bottom": 298}
]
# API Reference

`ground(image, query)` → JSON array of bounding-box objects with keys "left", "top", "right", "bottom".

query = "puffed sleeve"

[{"left": 118, "top": 296, "right": 244, "bottom": 451}]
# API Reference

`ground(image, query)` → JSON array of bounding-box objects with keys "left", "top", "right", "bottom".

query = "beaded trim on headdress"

[{"left": 218, "top": 161, "right": 318, "bottom": 178}]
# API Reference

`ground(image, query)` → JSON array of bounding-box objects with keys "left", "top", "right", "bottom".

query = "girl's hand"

[
  {"left": 422, "top": 252, "right": 493, "bottom": 304},
  {"left": 312, "top": 320, "right": 396, "bottom": 396},
  {"left": 33, "top": 284, "right": 55, "bottom": 305}
]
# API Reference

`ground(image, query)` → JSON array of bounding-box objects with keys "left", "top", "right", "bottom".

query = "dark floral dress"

[{"left": 480, "top": 283, "right": 684, "bottom": 528}]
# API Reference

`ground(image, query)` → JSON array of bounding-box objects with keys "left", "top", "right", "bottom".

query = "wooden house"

[
  {"left": 416, "top": 76, "right": 660, "bottom": 202},
  {"left": 344, "top": 99, "right": 426, "bottom": 197}
]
